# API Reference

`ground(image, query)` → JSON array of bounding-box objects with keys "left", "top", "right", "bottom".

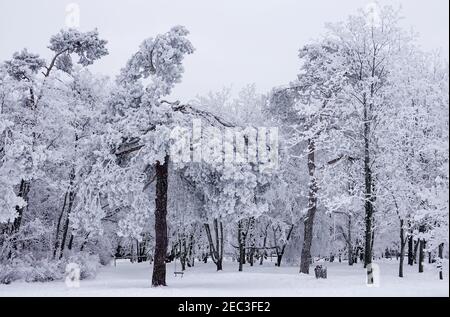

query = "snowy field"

[{"left": 0, "top": 259, "right": 448, "bottom": 297}]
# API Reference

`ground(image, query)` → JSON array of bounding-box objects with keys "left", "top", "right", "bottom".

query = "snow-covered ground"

[{"left": 0, "top": 259, "right": 448, "bottom": 297}]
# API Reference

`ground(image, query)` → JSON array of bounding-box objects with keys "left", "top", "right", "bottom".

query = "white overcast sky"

[{"left": 1, "top": 0, "right": 448, "bottom": 101}]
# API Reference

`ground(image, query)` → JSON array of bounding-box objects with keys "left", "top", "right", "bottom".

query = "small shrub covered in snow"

[
  {"left": 0, "top": 252, "right": 100, "bottom": 284},
  {"left": 0, "top": 260, "right": 23, "bottom": 285},
  {"left": 63, "top": 252, "right": 100, "bottom": 280},
  {"left": 26, "top": 259, "right": 63, "bottom": 282},
  {"left": 0, "top": 257, "right": 63, "bottom": 284}
]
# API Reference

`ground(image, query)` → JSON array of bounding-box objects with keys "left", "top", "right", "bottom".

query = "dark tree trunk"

[
  {"left": 418, "top": 238, "right": 425, "bottom": 273},
  {"left": 214, "top": 219, "right": 223, "bottom": 269},
  {"left": 182, "top": 237, "right": 187, "bottom": 270},
  {"left": 59, "top": 133, "right": 79, "bottom": 258},
  {"left": 59, "top": 215, "right": 70, "bottom": 258},
  {"left": 300, "top": 139, "right": 317, "bottom": 274},
  {"left": 438, "top": 243, "right": 444, "bottom": 280},
  {"left": 130, "top": 241, "right": 135, "bottom": 263},
  {"left": 236, "top": 218, "right": 252, "bottom": 270},
  {"left": 348, "top": 245, "right": 354, "bottom": 266},
  {"left": 275, "top": 224, "right": 294, "bottom": 267},
  {"left": 248, "top": 220, "right": 255, "bottom": 267},
  {"left": 249, "top": 248, "right": 254, "bottom": 266},
  {"left": 79, "top": 233, "right": 90, "bottom": 251},
  {"left": 12, "top": 179, "right": 30, "bottom": 234},
  {"left": 204, "top": 219, "right": 223, "bottom": 271},
  {"left": 238, "top": 220, "right": 244, "bottom": 272},
  {"left": 176, "top": 235, "right": 187, "bottom": 270},
  {"left": 59, "top": 190, "right": 75, "bottom": 259},
  {"left": 219, "top": 221, "right": 224, "bottom": 269},
  {"left": 186, "top": 232, "right": 195, "bottom": 268},
  {"left": 115, "top": 244, "right": 122, "bottom": 257},
  {"left": 413, "top": 239, "right": 419, "bottom": 264},
  {"left": 347, "top": 216, "right": 353, "bottom": 266},
  {"left": 67, "top": 234, "right": 74, "bottom": 251},
  {"left": 54, "top": 167, "right": 76, "bottom": 259},
  {"left": 276, "top": 255, "right": 283, "bottom": 267},
  {"left": 138, "top": 239, "right": 147, "bottom": 263},
  {"left": 152, "top": 155, "right": 169, "bottom": 287},
  {"left": 53, "top": 192, "right": 68, "bottom": 258},
  {"left": 407, "top": 235, "right": 414, "bottom": 266},
  {"left": 10, "top": 87, "right": 35, "bottom": 235},
  {"left": 180, "top": 253, "right": 186, "bottom": 271},
  {"left": 362, "top": 97, "right": 375, "bottom": 281},
  {"left": 260, "top": 224, "right": 269, "bottom": 265},
  {"left": 418, "top": 225, "right": 425, "bottom": 273},
  {"left": 241, "top": 218, "right": 251, "bottom": 265},
  {"left": 399, "top": 219, "right": 406, "bottom": 278},
  {"left": 370, "top": 230, "right": 375, "bottom": 260},
  {"left": 353, "top": 240, "right": 359, "bottom": 264}
]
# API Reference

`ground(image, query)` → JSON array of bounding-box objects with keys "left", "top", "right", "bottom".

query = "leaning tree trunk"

[
  {"left": 300, "top": 139, "right": 317, "bottom": 274},
  {"left": 276, "top": 224, "right": 294, "bottom": 267},
  {"left": 152, "top": 155, "right": 169, "bottom": 287},
  {"left": 53, "top": 181, "right": 76, "bottom": 260},
  {"left": 58, "top": 190, "right": 75, "bottom": 259},
  {"left": 54, "top": 141, "right": 77, "bottom": 259},
  {"left": 53, "top": 192, "right": 69, "bottom": 259},
  {"left": 204, "top": 219, "right": 223, "bottom": 271}
]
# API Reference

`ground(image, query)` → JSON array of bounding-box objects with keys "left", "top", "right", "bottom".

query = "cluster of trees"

[
  {"left": 0, "top": 6, "right": 448, "bottom": 286},
  {"left": 268, "top": 7, "right": 448, "bottom": 282}
]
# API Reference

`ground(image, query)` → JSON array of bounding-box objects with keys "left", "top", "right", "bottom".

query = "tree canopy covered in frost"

[{"left": 0, "top": 5, "right": 448, "bottom": 286}]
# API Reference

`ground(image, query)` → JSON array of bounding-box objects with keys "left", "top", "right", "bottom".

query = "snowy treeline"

[{"left": 0, "top": 6, "right": 448, "bottom": 286}]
